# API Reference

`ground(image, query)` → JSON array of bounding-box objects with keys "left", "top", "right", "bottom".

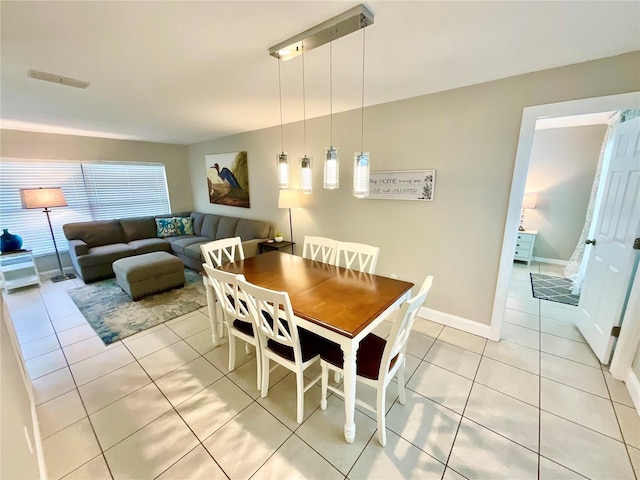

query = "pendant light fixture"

[
  {"left": 324, "top": 40, "right": 339, "bottom": 190},
  {"left": 276, "top": 59, "right": 289, "bottom": 189},
  {"left": 268, "top": 4, "right": 374, "bottom": 196},
  {"left": 299, "top": 45, "right": 313, "bottom": 195},
  {"left": 353, "top": 27, "right": 370, "bottom": 198}
]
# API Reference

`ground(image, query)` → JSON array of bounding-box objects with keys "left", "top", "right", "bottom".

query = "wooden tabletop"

[{"left": 219, "top": 251, "right": 414, "bottom": 338}]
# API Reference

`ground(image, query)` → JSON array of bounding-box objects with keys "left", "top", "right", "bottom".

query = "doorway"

[{"left": 490, "top": 92, "right": 640, "bottom": 355}]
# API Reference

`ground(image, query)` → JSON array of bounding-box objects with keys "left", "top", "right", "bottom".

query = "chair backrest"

[
  {"left": 302, "top": 236, "right": 338, "bottom": 264},
  {"left": 379, "top": 276, "right": 434, "bottom": 379},
  {"left": 335, "top": 241, "right": 380, "bottom": 274},
  {"left": 202, "top": 264, "right": 251, "bottom": 327},
  {"left": 201, "top": 237, "right": 245, "bottom": 268},
  {"left": 238, "top": 278, "right": 302, "bottom": 362}
]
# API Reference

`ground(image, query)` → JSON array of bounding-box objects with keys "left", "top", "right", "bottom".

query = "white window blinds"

[{"left": 0, "top": 160, "right": 171, "bottom": 256}]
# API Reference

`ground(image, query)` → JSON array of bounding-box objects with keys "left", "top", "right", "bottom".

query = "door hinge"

[{"left": 611, "top": 326, "right": 621, "bottom": 338}]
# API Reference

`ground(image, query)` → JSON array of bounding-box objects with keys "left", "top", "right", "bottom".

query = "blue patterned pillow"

[
  {"left": 155, "top": 217, "right": 194, "bottom": 237},
  {"left": 175, "top": 217, "right": 194, "bottom": 235},
  {"left": 155, "top": 217, "right": 178, "bottom": 237}
]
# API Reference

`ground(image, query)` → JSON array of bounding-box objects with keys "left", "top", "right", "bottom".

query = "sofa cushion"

[
  {"left": 216, "top": 217, "right": 239, "bottom": 240},
  {"left": 236, "top": 218, "right": 271, "bottom": 241},
  {"left": 120, "top": 217, "right": 156, "bottom": 242},
  {"left": 190, "top": 212, "right": 205, "bottom": 236},
  {"left": 76, "top": 243, "right": 135, "bottom": 268},
  {"left": 201, "top": 214, "right": 221, "bottom": 239},
  {"left": 63, "top": 220, "right": 125, "bottom": 248},
  {"left": 128, "top": 238, "right": 172, "bottom": 255},
  {"left": 168, "top": 236, "right": 210, "bottom": 255},
  {"left": 184, "top": 243, "right": 205, "bottom": 261}
]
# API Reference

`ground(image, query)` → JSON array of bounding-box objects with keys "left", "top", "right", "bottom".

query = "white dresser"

[{"left": 514, "top": 230, "right": 537, "bottom": 266}]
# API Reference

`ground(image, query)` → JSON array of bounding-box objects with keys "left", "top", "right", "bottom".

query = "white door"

[{"left": 577, "top": 116, "right": 640, "bottom": 364}]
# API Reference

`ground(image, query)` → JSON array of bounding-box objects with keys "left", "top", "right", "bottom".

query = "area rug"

[
  {"left": 530, "top": 273, "right": 580, "bottom": 306},
  {"left": 68, "top": 269, "right": 207, "bottom": 345}
]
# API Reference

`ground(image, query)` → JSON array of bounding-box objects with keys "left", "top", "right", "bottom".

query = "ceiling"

[{"left": 1, "top": 1, "right": 638, "bottom": 145}]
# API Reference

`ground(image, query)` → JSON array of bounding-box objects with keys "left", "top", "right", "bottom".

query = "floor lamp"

[
  {"left": 20, "top": 187, "right": 76, "bottom": 282},
  {"left": 278, "top": 189, "right": 300, "bottom": 253}
]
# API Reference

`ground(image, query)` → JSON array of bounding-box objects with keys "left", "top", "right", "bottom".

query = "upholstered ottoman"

[{"left": 113, "top": 252, "right": 185, "bottom": 300}]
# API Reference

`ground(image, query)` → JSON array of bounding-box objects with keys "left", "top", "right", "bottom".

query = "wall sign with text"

[{"left": 368, "top": 169, "right": 436, "bottom": 201}]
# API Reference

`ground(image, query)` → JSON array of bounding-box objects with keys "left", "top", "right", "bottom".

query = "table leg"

[
  {"left": 203, "top": 277, "right": 220, "bottom": 346},
  {"left": 342, "top": 343, "right": 357, "bottom": 443}
]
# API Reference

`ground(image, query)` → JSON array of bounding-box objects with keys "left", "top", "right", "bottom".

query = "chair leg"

[
  {"left": 255, "top": 344, "right": 262, "bottom": 391},
  {"left": 228, "top": 335, "right": 237, "bottom": 372},
  {"left": 260, "top": 355, "right": 270, "bottom": 398},
  {"left": 334, "top": 371, "right": 341, "bottom": 384},
  {"left": 320, "top": 362, "right": 329, "bottom": 410},
  {"left": 245, "top": 342, "right": 251, "bottom": 354},
  {"left": 397, "top": 359, "right": 406, "bottom": 405},
  {"left": 296, "top": 371, "right": 305, "bottom": 424},
  {"left": 376, "top": 383, "right": 387, "bottom": 447}
]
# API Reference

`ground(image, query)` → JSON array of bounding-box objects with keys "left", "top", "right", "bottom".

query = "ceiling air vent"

[{"left": 27, "top": 69, "right": 90, "bottom": 89}]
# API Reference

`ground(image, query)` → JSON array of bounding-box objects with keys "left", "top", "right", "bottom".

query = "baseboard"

[
  {"left": 419, "top": 307, "right": 498, "bottom": 341},
  {"left": 533, "top": 257, "right": 569, "bottom": 266},
  {"left": 625, "top": 368, "right": 640, "bottom": 414}
]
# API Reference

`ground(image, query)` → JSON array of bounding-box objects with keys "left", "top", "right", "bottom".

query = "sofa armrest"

[
  {"left": 241, "top": 238, "right": 266, "bottom": 258},
  {"left": 68, "top": 239, "right": 89, "bottom": 257}
]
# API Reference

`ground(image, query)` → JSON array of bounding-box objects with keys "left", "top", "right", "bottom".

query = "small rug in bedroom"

[
  {"left": 67, "top": 269, "right": 207, "bottom": 345},
  {"left": 530, "top": 273, "right": 580, "bottom": 306}
]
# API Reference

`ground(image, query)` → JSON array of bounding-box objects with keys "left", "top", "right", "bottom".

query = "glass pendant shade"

[
  {"left": 299, "top": 156, "right": 313, "bottom": 194},
  {"left": 353, "top": 152, "right": 370, "bottom": 198},
  {"left": 277, "top": 153, "right": 289, "bottom": 189},
  {"left": 323, "top": 147, "right": 339, "bottom": 189}
]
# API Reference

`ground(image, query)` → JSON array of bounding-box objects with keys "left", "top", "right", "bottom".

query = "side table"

[
  {"left": 0, "top": 250, "right": 42, "bottom": 293},
  {"left": 259, "top": 240, "right": 295, "bottom": 255}
]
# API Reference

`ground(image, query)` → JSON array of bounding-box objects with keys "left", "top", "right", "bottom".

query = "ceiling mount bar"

[{"left": 268, "top": 4, "right": 374, "bottom": 61}]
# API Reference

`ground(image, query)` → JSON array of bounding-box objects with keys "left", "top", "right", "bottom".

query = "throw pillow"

[
  {"left": 175, "top": 216, "right": 194, "bottom": 235},
  {"left": 155, "top": 217, "right": 178, "bottom": 237}
]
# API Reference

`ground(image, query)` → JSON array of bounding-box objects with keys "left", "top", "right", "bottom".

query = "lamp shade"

[
  {"left": 20, "top": 187, "right": 67, "bottom": 209},
  {"left": 522, "top": 193, "right": 537, "bottom": 210},
  {"left": 278, "top": 189, "right": 300, "bottom": 209}
]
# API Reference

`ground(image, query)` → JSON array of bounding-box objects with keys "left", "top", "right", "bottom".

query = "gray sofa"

[{"left": 63, "top": 212, "right": 273, "bottom": 282}]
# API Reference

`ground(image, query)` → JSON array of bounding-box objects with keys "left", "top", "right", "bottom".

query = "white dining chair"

[
  {"left": 320, "top": 275, "right": 434, "bottom": 446},
  {"left": 334, "top": 241, "right": 380, "bottom": 274},
  {"left": 200, "top": 237, "right": 245, "bottom": 340},
  {"left": 239, "top": 277, "right": 325, "bottom": 424},
  {"left": 203, "top": 264, "right": 262, "bottom": 390},
  {"left": 302, "top": 236, "right": 338, "bottom": 264},
  {"left": 201, "top": 236, "right": 244, "bottom": 267}
]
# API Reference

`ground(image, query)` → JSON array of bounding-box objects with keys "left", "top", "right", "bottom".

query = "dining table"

[{"left": 206, "top": 250, "right": 414, "bottom": 443}]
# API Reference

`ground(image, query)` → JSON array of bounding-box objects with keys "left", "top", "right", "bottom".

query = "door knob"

[{"left": 586, "top": 239, "right": 596, "bottom": 245}]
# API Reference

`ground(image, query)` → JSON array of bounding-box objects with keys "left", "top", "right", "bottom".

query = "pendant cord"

[
  {"left": 278, "top": 59, "right": 284, "bottom": 153},
  {"left": 302, "top": 44, "right": 307, "bottom": 154},
  {"left": 360, "top": 27, "right": 366, "bottom": 154},
  {"left": 329, "top": 40, "right": 333, "bottom": 148}
]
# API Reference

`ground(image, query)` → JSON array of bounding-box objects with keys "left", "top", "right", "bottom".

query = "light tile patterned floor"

[{"left": 4, "top": 262, "right": 639, "bottom": 479}]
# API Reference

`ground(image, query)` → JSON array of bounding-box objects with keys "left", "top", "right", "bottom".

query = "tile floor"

[{"left": 4, "top": 261, "right": 639, "bottom": 479}]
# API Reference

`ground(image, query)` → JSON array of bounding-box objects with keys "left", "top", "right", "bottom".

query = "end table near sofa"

[
  {"left": 1, "top": 250, "right": 41, "bottom": 293},
  {"left": 258, "top": 240, "right": 295, "bottom": 255}
]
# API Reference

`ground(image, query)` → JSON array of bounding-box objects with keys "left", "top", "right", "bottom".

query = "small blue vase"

[{"left": 1, "top": 229, "right": 23, "bottom": 253}]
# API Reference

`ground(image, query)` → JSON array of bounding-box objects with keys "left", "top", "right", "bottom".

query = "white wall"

[
  {"left": 188, "top": 51, "right": 640, "bottom": 326},
  {"left": 0, "top": 298, "right": 43, "bottom": 479},
  {"left": 525, "top": 125, "right": 607, "bottom": 261}
]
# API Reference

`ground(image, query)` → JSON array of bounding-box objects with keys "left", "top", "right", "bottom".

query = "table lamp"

[{"left": 519, "top": 193, "right": 537, "bottom": 232}]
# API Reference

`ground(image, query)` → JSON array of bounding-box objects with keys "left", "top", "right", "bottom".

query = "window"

[{"left": 0, "top": 160, "right": 171, "bottom": 256}]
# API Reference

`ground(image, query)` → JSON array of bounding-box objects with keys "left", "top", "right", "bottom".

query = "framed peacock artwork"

[{"left": 205, "top": 151, "right": 250, "bottom": 208}]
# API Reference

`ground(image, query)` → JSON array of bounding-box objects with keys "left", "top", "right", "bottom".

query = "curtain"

[{"left": 564, "top": 114, "right": 618, "bottom": 294}]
